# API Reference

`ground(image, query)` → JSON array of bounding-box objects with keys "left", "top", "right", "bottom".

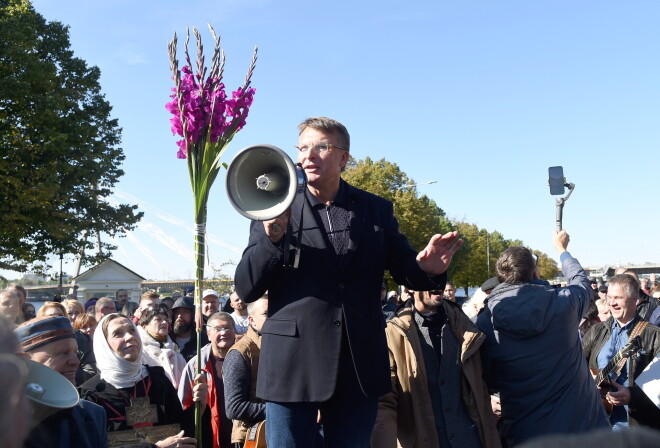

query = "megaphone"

[
  {"left": 226, "top": 144, "right": 306, "bottom": 221},
  {"left": 23, "top": 358, "right": 80, "bottom": 425}
]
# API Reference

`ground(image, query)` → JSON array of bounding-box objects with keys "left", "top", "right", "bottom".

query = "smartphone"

[{"left": 548, "top": 166, "right": 565, "bottom": 195}]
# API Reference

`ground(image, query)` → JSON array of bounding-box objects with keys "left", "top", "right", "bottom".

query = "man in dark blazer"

[{"left": 235, "top": 116, "right": 462, "bottom": 447}]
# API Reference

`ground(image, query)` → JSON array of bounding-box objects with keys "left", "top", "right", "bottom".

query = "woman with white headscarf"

[{"left": 79, "top": 313, "right": 206, "bottom": 448}]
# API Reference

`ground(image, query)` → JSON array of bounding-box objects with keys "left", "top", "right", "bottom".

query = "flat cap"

[
  {"left": 171, "top": 296, "right": 194, "bottom": 311},
  {"left": 480, "top": 277, "right": 500, "bottom": 292},
  {"left": 15, "top": 316, "right": 76, "bottom": 352}
]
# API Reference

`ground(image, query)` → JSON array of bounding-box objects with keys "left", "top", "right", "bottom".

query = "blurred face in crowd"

[
  {"left": 413, "top": 290, "right": 443, "bottom": 314},
  {"left": 140, "top": 297, "right": 159, "bottom": 312},
  {"left": 0, "top": 292, "right": 20, "bottom": 323},
  {"left": 202, "top": 294, "right": 219, "bottom": 317},
  {"left": 23, "top": 303, "right": 36, "bottom": 320},
  {"left": 607, "top": 284, "right": 636, "bottom": 324},
  {"left": 145, "top": 314, "right": 169, "bottom": 339},
  {"left": 173, "top": 308, "right": 193, "bottom": 335},
  {"left": 116, "top": 290, "right": 129, "bottom": 306},
  {"left": 248, "top": 299, "right": 268, "bottom": 333},
  {"left": 80, "top": 322, "right": 96, "bottom": 338},
  {"left": 43, "top": 306, "right": 64, "bottom": 317},
  {"left": 96, "top": 300, "right": 116, "bottom": 319},
  {"left": 230, "top": 293, "right": 246, "bottom": 312},
  {"left": 65, "top": 304, "right": 81, "bottom": 322},
  {"left": 27, "top": 338, "right": 80, "bottom": 385},
  {"left": 443, "top": 283, "right": 457, "bottom": 302},
  {"left": 106, "top": 317, "right": 141, "bottom": 362}
]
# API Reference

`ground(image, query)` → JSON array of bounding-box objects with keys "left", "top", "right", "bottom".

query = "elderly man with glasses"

[
  {"left": 179, "top": 311, "right": 237, "bottom": 448},
  {"left": 235, "top": 116, "right": 463, "bottom": 447}
]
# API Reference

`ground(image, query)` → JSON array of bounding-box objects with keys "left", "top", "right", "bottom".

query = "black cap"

[
  {"left": 171, "top": 296, "right": 194, "bottom": 311},
  {"left": 481, "top": 277, "right": 500, "bottom": 292},
  {"left": 598, "top": 284, "right": 608, "bottom": 293}
]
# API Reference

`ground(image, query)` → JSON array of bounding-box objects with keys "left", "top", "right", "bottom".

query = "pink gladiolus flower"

[{"left": 167, "top": 27, "right": 257, "bottom": 159}]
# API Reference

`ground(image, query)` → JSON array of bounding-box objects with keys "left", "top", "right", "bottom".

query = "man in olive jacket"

[{"left": 371, "top": 290, "right": 500, "bottom": 448}]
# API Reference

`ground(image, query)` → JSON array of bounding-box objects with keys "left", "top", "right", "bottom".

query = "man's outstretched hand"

[{"left": 417, "top": 231, "right": 463, "bottom": 276}]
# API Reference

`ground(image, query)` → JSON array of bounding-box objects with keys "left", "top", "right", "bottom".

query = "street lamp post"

[{"left": 397, "top": 180, "right": 437, "bottom": 191}]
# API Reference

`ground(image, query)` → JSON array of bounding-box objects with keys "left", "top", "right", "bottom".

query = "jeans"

[
  {"left": 266, "top": 341, "right": 378, "bottom": 447},
  {"left": 265, "top": 395, "right": 377, "bottom": 448}
]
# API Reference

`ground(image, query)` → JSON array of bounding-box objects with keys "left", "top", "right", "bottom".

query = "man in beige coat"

[{"left": 371, "top": 290, "right": 500, "bottom": 448}]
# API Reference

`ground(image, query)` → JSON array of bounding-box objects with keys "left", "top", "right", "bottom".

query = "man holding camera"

[{"left": 477, "top": 230, "right": 609, "bottom": 446}]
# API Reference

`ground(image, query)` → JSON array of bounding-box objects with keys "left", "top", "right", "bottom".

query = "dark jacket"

[
  {"left": 24, "top": 400, "right": 107, "bottom": 448},
  {"left": 170, "top": 329, "right": 209, "bottom": 362},
  {"left": 477, "top": 253, "right": 609, "bottom": 446},
  {"left": 79, "top": 365, "right": 184, "bottom": 434},
  {"left": 636, "top": 290, "right": 659, "bottom": 321},
  {"left": 372, "top": 300, "right": 501, "bottom": 448},
  {"left": 581, "top": 317, "right": 660, "bottom": 429},
  {"left": 235, "top": 180, "right": 444, "bottom": 402},
  {"left": 75, "top": 330, "right": 97, "bottom": 385}
]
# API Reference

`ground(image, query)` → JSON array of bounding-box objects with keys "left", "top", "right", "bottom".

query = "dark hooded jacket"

[{"left": 477, "top": 253, "right": 610, "bottom": 446}]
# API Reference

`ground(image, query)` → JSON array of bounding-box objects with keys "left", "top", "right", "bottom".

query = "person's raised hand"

[
  {"left": 552, "top": 230, "right": 570, "bottom": 255},
  {"left": 416, "top": 231, "right": 463, "bottom": 276}
]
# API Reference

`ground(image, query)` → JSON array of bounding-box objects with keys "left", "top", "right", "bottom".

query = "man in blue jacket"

[{"left": 477, "top": 230, "right": 609, "bottom": 446}]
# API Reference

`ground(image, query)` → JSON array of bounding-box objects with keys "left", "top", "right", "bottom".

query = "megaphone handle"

[{"left": 283, "top": 197, "right": 306, "bottom": 269}]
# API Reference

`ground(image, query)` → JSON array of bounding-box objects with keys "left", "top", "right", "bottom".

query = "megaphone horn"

[
  {"left": 22, "top": 358, "right": 80, "bottom": 426},
  {"left": 226, "top": 144, "right": 306, "bottom": 221}
]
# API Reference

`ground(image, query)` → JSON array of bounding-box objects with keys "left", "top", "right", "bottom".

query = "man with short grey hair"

[
  {"left": 582, "top": 274, "right": 660, "bottom": 430},
  {"left": 179, "top": 312, "right": 236, "bottom": 448},
  {"left": 94, "top": 297, "right": 116, "bottom": 322}
]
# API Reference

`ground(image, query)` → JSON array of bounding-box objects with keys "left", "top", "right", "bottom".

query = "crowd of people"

[
  {"left": 1, "top": 116, "right": 660, "bottom": 448},
  {"left": 0, "top": 287, "right": 265, "bottom": 448}
]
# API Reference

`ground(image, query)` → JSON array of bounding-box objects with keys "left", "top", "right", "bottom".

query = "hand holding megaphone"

[{"left": 265, "top": 209, "right": 291, "bottom": 243}]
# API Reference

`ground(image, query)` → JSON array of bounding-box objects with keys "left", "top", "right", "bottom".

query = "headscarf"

[{"left": 93, "top": 313, "right": 148, "bottom": 389}]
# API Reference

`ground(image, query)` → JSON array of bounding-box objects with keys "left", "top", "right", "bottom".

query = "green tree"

[
  {"left": 533, "top": 249, "right": 559, "bottom": 280},
  {"left": 0, "top": 0, "right": 142, "bottom": 273},
  {"left": 342, "top": 157, "right": 446, "bottom": 252},
  {"left": 204, "top": 261, "right": 235, "bottom": 296}
]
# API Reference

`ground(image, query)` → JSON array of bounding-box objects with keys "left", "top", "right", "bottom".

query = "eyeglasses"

[
  {"left": 429, "top": 290, "right": 443, "bottom": 295},
  {"left": 294, "top": 142, "right": 346, "bottom": 154},
  {"left": 205, "top": 324, "right": 235, "bottom": 333}
]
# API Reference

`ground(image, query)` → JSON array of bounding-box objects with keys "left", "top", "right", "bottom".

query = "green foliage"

[
  {"left": 204, "top": 261, "right": 235, "bottom": 296},
  {"left": 343, "top": 157, "right": 445, "bottom": 252},
  {"left": 0, "top": 0, "right": 142, "bottom": 273},
  {"left": 533, "top": 249, "right": 560, "bottom": 280},
  {"left": 341, "top": 156, "right": 559, "bottom": 294}
]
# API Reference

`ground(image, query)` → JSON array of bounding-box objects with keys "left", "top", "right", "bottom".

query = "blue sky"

[{"left": 14, "top": 0, "right": 660, "bottom": 281}]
